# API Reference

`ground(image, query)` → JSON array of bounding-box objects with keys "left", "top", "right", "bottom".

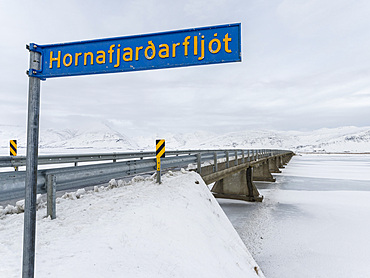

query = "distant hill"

[
  {"left": 192, "top": 127, "right": 370, "bottom": 153},
  {"left": 0, "top": 124, "right": 369, "bottom": 155}
]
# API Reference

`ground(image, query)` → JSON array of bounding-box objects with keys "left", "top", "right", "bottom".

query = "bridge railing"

[{"left": 0, "top": 149, "right": 292, "bottom": 204}]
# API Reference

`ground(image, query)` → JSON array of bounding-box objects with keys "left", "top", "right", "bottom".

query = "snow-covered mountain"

[
  {"left": 0, "top": 123, "right": 138, "bottom": 155},
  {"left": 39, "top": 123, "right": 139, "bottom": 151},
  {"left": 195, "top": 127, "right": 370, "bottom": 153},
  {"left": 0, "top": 124, "right": 369, "bottom": 155}
]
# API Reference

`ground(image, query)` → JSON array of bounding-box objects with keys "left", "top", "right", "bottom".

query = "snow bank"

[{"left": 0, "top": 171, "right": 263, "bottom": 278}]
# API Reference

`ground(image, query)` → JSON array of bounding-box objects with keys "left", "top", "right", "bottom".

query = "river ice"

[{"left": 219, "top": 154, "right": 370, "bottom": 278}]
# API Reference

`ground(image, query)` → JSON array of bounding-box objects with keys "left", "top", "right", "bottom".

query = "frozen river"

[{"left": 219, "top": 154, "right": 370, "bottom": 278}]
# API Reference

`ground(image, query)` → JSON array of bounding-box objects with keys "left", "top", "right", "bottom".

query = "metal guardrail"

[
  {"left": 0, "top": 151, "right": 192, "bottom": 168},
  {"left": 0, "top": 149, "right": 292, "bottom": 204}
]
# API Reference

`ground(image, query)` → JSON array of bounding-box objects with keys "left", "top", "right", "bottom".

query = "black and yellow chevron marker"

[
  {"left": 156, "top": 139, "right": 165, "bottom": 183},
  {"left": 10, "top": 140, "right": 18, "bottom": 171},
  {"left": 156, "top": 139, "right": 165, "bottom": 159},
  {"left": 10, "top": 140, "right": 17, "bottom": 156}
]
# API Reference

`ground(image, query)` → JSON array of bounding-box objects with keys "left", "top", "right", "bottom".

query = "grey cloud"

[{"left": 1, "top": 0, "right": 370, "bottom": 136}]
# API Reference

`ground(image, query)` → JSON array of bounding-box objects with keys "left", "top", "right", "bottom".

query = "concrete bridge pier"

[
  {"left": 253, "top": 161, "right": 276, "bottom": 182},
  {"left": 211, "top": 167, "right": 263, "bottom": 202},
  {"left": 282, "top": 153, "right": 294, "bottom": 165},
  {"left": 269, "top": 157, "right": 281, "bottom": 173},
  {"left": 277, "top": 156, "right": 285, "bottom": 169},
  {"left": 201, "top": 151, "right": 294, "bottom": 203}
]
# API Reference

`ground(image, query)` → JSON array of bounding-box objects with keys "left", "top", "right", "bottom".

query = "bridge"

[{"left": 0, "top": 149, "right": 294, "bottom": 218}]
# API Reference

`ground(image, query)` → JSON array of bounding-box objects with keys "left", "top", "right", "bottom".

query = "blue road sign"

[{"left": 27, "top": 23, "right": 241, "bottom": 80}]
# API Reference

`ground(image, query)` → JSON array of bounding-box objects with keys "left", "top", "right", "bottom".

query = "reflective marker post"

[
  {"left": 156, "top": 157, "right": 161, "bottom": 184},
  {"left": 156, "top": 139, "right": 165, "bottom": 184},
  {"left": 22, "top": 46, "right": 42, "bottom": 278},
  {"left": 10, "top": 140, "right": 18, "bottom": 171}
]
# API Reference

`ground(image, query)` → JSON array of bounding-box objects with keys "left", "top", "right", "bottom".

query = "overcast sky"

[{"left": 1, "top": 0, "right": 369, "bottom": 136}]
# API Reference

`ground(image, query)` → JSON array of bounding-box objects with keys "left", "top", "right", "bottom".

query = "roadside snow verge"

[{"left": 0, "top": 170, "right": 264, "bottom": 278}]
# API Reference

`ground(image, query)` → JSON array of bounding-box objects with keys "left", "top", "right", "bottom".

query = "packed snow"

[{"left": 0, "top": 170, "right": 264, "bottom": 278}]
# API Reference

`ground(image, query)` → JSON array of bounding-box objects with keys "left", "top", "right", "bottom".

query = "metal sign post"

[
  {"left": 22, "top": 47, "right": 41, "bottom": 278},
  {"left": 156, "top": 139, "right": 165, "bottom": 184}
]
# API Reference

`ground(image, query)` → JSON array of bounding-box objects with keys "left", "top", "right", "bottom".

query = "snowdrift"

[{"left": 0, "top": 171, "right": 264, "bottom": 278}]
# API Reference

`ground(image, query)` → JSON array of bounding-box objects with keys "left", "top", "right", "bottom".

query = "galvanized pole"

[{"left": 22, "top": 47, "right": 41, "bottom": 278}]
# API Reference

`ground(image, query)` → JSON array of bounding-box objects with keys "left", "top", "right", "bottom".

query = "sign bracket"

[{"left": 26, "top": 44, "right": 45, "bottom": 80}]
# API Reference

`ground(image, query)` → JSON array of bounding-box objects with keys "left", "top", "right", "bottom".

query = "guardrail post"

[
  {"left": 242, "top": 150, "right": 245, "bottom": 164},
  {"left": 226, "top": 151, "right": 229, "bottom": 168},
  {"left": 46, "top": 174, "right": 56, "bottom": 220},
  {"left": 197, "top": 153, "right": 202, "bottom": 174},
  {"left": 234, "top": 150, "right": 238, "bottom": 166},
  {"left": 213, "top": 152, "right": 218, "bottom": 172}
]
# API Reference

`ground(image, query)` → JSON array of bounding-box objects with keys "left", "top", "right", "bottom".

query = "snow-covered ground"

[
  {"left": 0, "top": 171, "right": 264, "bottom": 278},
  {"left": 220, "top": 154, "right": 370, "bottom": 278},
  {"left": 1, "top": 124, "right": 370, "bottom": 277}
]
